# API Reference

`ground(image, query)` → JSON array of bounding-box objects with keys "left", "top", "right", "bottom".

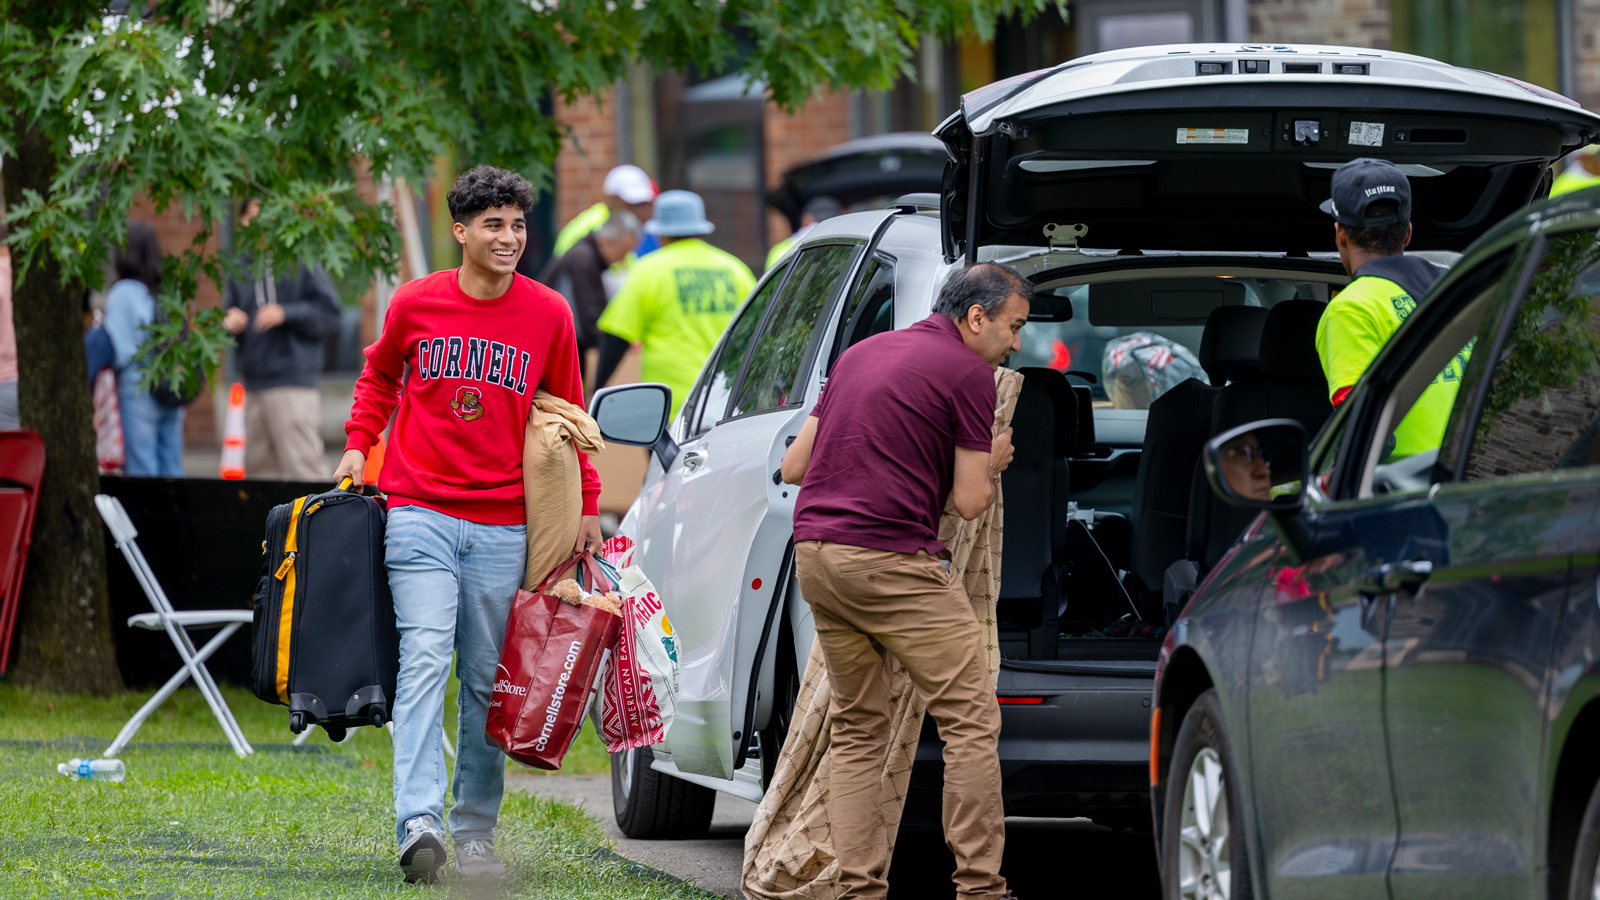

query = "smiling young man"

[
  {"left": 334, "top": 166, "right": 602, "bottom": 883},
  {"left": 778, "top": 262, "right": 1028, "bottom": 900}
]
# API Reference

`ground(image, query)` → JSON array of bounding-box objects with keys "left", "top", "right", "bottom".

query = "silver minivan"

[{"left": 589, "top": 42, "right": 1600, "bottom": 839}]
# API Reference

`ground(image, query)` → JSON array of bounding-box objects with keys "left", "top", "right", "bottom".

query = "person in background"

[
  {"left": 551, "top": 164, "right": 657, "bottom": 259},
  {"left": 334, "top": 166, "right": 601, "bottom": 885},
  {"left": 1552, "top": 145, "right": 1600, "bottom": 197},
  {"left": 537, "top": 211, "right": 641, "bottom": 396},
  {"left": 0, "top": 206, "right": 18, "bottom": 430},
  {"left": 1316, "top": 158, "right": 1462, "bottom": 459},
  {"left": 222, "top": 197, "right": 342, "bottom": 480},
  {"left": 594, "top": 190, "right": 755, "bottom": 418},
  {"left": 766, "top": 195, "right": 842, "bottom": 271},
  {"left": 105, "top": 222, "right": 184, "bottom": 476},
  {"left": 778, "top": 262, "right": 1029, "bottom": 900}
]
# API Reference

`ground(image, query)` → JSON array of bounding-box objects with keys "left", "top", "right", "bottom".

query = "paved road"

[
  {"left": 510, "top": 773, "right": 756, "bottom": 898},
  {"left": 512, "top": 773, "right": 1161, "bottom": 898}
]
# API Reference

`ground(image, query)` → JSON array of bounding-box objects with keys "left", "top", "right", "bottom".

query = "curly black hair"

[{"left": 446, "top": 166, "right": 536, "bottom": 225}]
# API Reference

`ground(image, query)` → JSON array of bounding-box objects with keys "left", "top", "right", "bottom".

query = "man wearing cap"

[
  {"left": 594, "top": 190, "right": 755, "bottom": 414},
  {"left": 765, "top": 195, "right": 842, "bottom": 271},
  {"left": 1316, "top": 157, "right": 1466, "bottom": 458},
  {"left": 551, "top": 164, "right": 658, "bottom": 258}
]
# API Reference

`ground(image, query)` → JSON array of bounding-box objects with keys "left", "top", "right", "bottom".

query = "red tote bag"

[{"left": 486, "top": 552, "right": 622, "bottom": 770}]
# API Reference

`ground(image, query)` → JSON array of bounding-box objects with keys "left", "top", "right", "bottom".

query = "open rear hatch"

[
  {"left": 937, "top": 46, "right": 1600, "bottom": 258},
  {"left": 766, "top": 132, "right": 947, "bottom": 231}
]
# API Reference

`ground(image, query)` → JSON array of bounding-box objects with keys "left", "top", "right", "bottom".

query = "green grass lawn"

[{"left": 0, "top": 682, "right": 701, "bottom": 899}]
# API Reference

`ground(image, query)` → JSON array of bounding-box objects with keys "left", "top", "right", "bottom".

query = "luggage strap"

[
  {"left": 535, "top": 550, "right": 614, "bottom": 594},
  {"left": 274, "top": 496, "right": 308, "bottom": 705}
]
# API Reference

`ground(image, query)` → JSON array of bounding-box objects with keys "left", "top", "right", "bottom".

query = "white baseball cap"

[{"left": 603, "top": 165, "right": 657, "bottom": 205}]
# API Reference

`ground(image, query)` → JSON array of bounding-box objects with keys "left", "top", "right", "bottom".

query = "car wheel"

[
  {"left": 1161, "top": 689, "right": 1252, "bottom": 900},
  {"left": 610, "top": 744, "right": 715, "bottom": 839},
  {"left": 1566, "top": 776, "right": 1600, "bottom": 899}
]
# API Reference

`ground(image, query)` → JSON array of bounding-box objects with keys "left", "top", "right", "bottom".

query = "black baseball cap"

[{"left": 1319, "top": 158, "right": 1412, "bottom": 227}]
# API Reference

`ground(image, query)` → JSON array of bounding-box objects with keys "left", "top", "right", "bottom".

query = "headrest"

[
  {"left": 1259, "top": 301, "right": 1327, "bottom": 379},
  {"left": 1017, "top": 368, "right": 1079, "bottom": 458},
  {"left": 1198, "top": 306, "right": 1268, "bottom": 384}
]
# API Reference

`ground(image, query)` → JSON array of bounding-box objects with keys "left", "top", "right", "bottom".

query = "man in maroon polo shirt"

[{"left": 779, "top": 262, "right": 1029, "bottom": 900}]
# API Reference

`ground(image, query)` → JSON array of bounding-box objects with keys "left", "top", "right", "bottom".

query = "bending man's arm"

[
  {"left": 780, "top": 416, "right": 819, "bottom": 485},
  {"left": 949, "top": 427, "right": 1015, "bottom": 521}
]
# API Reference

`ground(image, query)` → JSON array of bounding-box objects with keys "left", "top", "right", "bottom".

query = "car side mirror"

[
  {"left": 589, "top": 383, "right": 679, "bottom": 470},
  {"left": 1204, "top": 419, "right": 1309, "bottom": 512}
]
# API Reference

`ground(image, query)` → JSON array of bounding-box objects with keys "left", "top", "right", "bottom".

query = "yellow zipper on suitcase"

[{"left": 274, "top": 496, "right": 308, "bottom": 705}]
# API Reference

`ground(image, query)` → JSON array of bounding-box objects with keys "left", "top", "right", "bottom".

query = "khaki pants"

[
  {"left": 245, "top": 386, "right": 326, "bottom": 480},
  {"left": 793, "top": 540, "right": 1006, "bottom": 900}
]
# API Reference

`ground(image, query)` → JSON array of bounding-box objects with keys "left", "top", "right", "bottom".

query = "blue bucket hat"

[{"left": 645, "top": 190, "right": 715, "bottom": 237}]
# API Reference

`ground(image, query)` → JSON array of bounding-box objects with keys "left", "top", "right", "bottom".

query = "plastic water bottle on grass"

[{"left": 57, "top": 759, "right": 124, "bottom": 782}]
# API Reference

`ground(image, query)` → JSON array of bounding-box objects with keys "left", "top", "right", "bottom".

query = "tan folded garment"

[{"left": 522, "top": 390, "right": 605, "bottom": 590}]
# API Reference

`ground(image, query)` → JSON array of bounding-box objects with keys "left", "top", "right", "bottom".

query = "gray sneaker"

[
  {"left": 455, "top": 838, "right": 506, "bottom": 880},
  {"left": 398, "top": 816, "right": 446, "bottom": 884}
]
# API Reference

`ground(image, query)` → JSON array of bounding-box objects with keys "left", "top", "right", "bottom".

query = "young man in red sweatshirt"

[{"left": 335, "top": 166, "right": 601, "bottom": 883}]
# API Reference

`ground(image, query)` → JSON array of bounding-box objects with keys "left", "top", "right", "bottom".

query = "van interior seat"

[
  {"left": 997, "top": 367, "right": 1077, "bottom": 657},
  {"left": 1187, "top": 299, "right": 1333, "bottom": 576},
  {"left": 1126, "top": 306, "right": 1268, "bottom": 604}
]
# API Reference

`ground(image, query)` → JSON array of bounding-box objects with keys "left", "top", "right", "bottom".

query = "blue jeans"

[
  {"left": 117, "top": 372, "right": 184, "bottom": 477},
  {"left": 385, "top": 504, "right": 526, "bottom": 846}
]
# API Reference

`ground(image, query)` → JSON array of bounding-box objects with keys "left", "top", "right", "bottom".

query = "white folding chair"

[{"left": 96, "top": 494, "right": 254, "bottom": 759}]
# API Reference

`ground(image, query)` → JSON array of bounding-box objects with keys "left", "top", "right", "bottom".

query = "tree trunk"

[{"left": 4, "top": 127, "right": 122, "bottom": 694}]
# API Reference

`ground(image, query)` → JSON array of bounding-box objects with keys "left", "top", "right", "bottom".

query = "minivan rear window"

[{"left": 1011, "top": 275, "right": 1335, "bottom": 409}]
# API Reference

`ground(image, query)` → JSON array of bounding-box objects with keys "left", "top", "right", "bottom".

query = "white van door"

[{"left": 661, "top": 240, "right": 867, "bottom": 779}]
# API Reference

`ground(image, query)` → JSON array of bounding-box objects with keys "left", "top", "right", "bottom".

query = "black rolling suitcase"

[{"left": 251, "top": 478, "right": 398, "bottom": 740}]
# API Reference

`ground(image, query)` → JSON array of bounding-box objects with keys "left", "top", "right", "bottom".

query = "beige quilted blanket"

[{"left": 741, "top": 367, "right": 1023, "bottom": 899}]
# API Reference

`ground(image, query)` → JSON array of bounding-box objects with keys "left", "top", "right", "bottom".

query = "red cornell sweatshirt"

[{"left": 344, "top": 269, "right": 601, "bottom": 524}]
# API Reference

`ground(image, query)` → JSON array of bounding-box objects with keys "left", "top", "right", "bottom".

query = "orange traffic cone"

[{"left": 219, "top": 382, "right": 246, "bottom": 480}]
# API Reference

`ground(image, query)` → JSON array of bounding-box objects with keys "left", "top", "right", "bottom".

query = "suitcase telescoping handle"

[{"left": 534, "top": 551, "right": 615, "bottom": 594}]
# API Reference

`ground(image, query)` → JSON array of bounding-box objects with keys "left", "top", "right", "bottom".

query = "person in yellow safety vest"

[
  {"left": 594, "top": 190, "right": 756, "bottom": 418},
  {"left": 765, "top": 195, "right": 842, "bottom": 271},
  {"left": 551, "top": 164, "right": 657, "bottom": 258},
  {"left": 1551, "top": 145, "right": 1600, "bottom": 198},
  {"left": 1315, "top": 158, "right": 1465, "bottom": 460}
]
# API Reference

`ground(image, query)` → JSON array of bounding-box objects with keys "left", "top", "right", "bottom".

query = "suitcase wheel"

[
  {"left": 369, "top": 709, "right": 386, "bottom": 729},
  {"left": 289, "top": 711, "right": 306, "bottom": 734},
  {"left": 323, "top": 725, "right": 347, "bottom": 743}
]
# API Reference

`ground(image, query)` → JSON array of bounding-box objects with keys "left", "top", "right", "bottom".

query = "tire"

[
  {"left": 1566, "top": 776, "right": 1600, "bottom": 900},
  {"left": 610, "top": 744, "right": 715, "bottom": 839},
  {"left": 1161, "top": 689, "right": 1252, "bottom": 900}
]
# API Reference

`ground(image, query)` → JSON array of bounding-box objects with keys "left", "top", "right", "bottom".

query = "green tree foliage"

[
  {"left": 1477, "top": 229, "right": 1600, "bottom": 444},
  {"left": 0, "top": 0, "right": 1060, "bottom": 690},
  {"left": 4, "top": 0, "right": 1059, "bottom": 393}
]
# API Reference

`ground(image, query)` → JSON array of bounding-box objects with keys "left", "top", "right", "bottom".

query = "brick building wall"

[
  {"left": 763, "top": 91, "right": 854, "bottom": 243},
  {"left": 1248, "top": 0, "right": 1391, "bottom": 48},
  {"left": 554, "top": 90, "right": 621, "bottom": 231},
  {"left": 1576, "top": 0, "right": 1600, "bottom": 110},
  {"left": 551, "top": 83, "right": 855, "bottom": 251}
]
